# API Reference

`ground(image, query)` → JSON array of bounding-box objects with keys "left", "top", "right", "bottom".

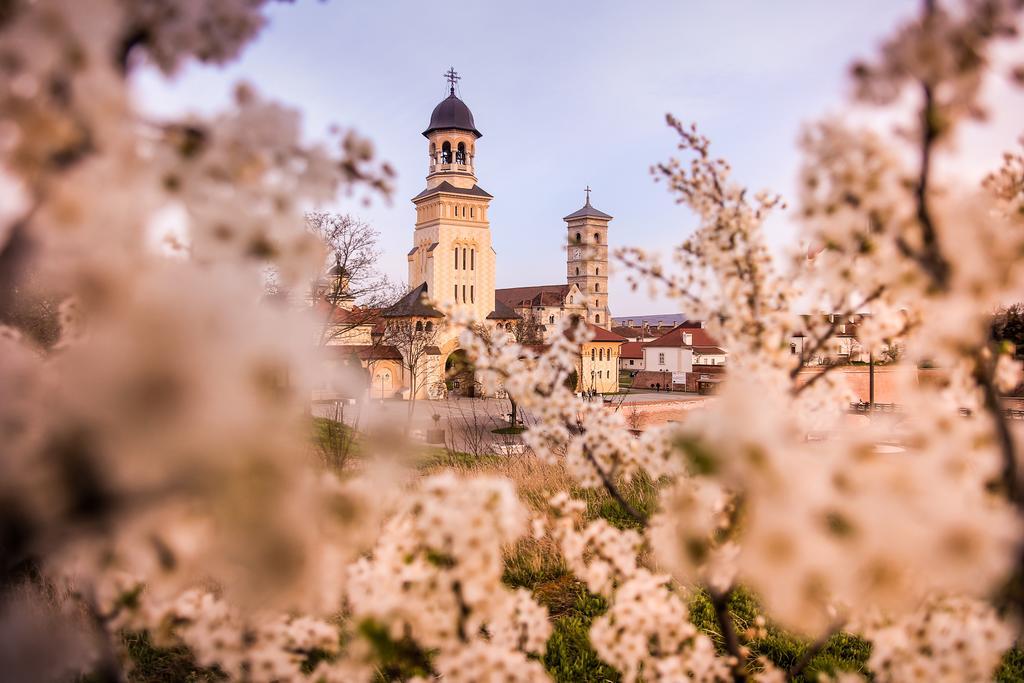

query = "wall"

[{"left": 643, "top": 346, "right": 693, "bottom": 374}]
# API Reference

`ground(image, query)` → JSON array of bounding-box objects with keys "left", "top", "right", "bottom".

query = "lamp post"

[{"left": 869, "top": 351, "right": 875, "bottom": 407}]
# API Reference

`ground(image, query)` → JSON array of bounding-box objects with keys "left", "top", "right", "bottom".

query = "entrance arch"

[
  {"left": 371, "top": 362, "right": 399, "bottom": 399},
  {"left": 444, "top": 348, "right": 478, "bottom": 397}
]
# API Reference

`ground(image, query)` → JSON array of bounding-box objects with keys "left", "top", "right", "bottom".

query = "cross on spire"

[
  {"left": 584, "top": 185, "right": 592, "bottom": 205},
  {"left": 444, "top": 67, "right": 460, "bottom": 95}
]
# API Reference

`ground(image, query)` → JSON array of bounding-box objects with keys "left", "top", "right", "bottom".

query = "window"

[
  {"left": 415, "top": 321, "right": 423, "bottom": 332},
  {"left": 790, "top": 343, "right": 797, "bottom": 355},
  {"left": 595, "top": 283, "right": 599, "bottom": 292},
  {"left": 454, "top": 284, "right": 458, "bottom": 301},
  {"left": 591, "top": 349, "right": 596, "bottom": 361},
  {"left": 595, "top": 314, "right": 600, "bottom": 324},
  {"left": 454, "top": 246, "right": 459, "bottom": 270},
  {"left": 549, "top": 315, "right": 554, "bottom": 324},
  {"left": 470, "top": 285, "right": 474, "bottom": 303},
  {"left": 441, "top": 141, "right": 451, "bottom": 163},
  {"left": 425, "top": 322, "right": 433, "bottom": 332},
  {"left": 575, "top": 232, "right": 581, "bottom": 243},
  {"left": 470, "top": 207, "right": 474, "bottom": 218},
  {"left": 456, "top": 142, "right": 466, "bottom": 164},
  {"left": 575, "top": 267, "right": 580, "bottom": 276},
  {"left": 462, "top": 284, "right": 466, "bottom": 302},
  {"left": 658, "top": 352, "right": 665, "bottom": 365},
  {"left": 594, "top": 233, "right": 600, "bottom": 243},
  {"left": 599, "top": 349, "right": 604, "bottom": 361},
  {"left": 629, "top": 359, "right": 635, "bottom": 366},
  {"left": 462, "top": 248, "right": 466, "bottom": 269},
  {"left": 471, "top": 249, "right": 475, "bottom": 270}
]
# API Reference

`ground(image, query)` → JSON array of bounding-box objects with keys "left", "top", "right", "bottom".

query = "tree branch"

[
  {"left": 976, "top": 349, "right": 1021, "bottom": 506},
  {"left": 787, "top": 622, "right": 842, "bottom": 680},
  {"left": 581, "top": 445, "right": 647, "bottom": 526},
  {"left": 708, "top": 587, "right": 747, "bottom": 683}
]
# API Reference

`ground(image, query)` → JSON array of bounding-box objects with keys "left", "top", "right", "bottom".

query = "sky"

[{"left": 132, "top": 0, "right": 1022, "bottom": 316}]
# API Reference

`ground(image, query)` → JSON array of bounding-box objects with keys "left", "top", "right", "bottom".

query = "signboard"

[{"left": 671, "top": 372, "right": 687, "bottom": 385}]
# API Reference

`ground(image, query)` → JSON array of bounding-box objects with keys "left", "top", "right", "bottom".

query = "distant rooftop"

[{"left": 612, "top": 313, "right": 688, "bottom": 327}]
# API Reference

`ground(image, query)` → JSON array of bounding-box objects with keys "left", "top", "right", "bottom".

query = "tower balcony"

[{"left": 429, "top": 162, "right": 474, "bottom": 174}]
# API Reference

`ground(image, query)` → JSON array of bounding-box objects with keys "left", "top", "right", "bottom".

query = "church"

[{"left": 318, "top": 71, "right": 625, "bottom": 399}]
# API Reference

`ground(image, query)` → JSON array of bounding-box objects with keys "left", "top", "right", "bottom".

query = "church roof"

[
  {"left": 382, "top": 282, "right": 444, "bottom": 318},
  {"left": 413, "top": 181, "right": 493, "bottom": 201},
  {"left": 486, "top": 298, "right": 522, "bottom": 320},
  {"left": 563, "top": 196, "right": 613, "bottom": 221},
  {"left": 423, "top": 93, "right": 482, "bottom": 138},
  {"left": 495, "top": 284, "right": 571, "bottom": 308}
]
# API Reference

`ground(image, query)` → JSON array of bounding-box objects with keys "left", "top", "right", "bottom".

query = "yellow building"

[{"left": 576, "top": 323, "right": 627, "bottom": 394}]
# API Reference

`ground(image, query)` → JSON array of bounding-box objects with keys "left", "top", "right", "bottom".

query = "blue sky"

[{"left": 132, "top": 0, "right": 1015, "bottom": 316}]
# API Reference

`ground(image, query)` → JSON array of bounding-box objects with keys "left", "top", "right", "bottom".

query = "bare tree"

[
  {"left": 511, "top": 310, "right": 545, "bottom": 345},
  {"left": 382, "top": 318, "right": 441, "bottom": 429},
  {"left": 305, "top": 212, "right": 398, "bottom": 346}
]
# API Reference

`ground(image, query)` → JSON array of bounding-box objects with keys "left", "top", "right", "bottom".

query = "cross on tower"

[
  {"left": 584, "top": 185, "right": 592, "bottom": 205},
  {"left": 444, "top": 67, "right": 460, "bottom": 95}
]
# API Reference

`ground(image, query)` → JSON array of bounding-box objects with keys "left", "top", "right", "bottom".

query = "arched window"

[
  {"left": 591, "top": 349, "right": 596, "bottom": 361},
  {"left": 456, "top": 142, "right": 466, "bottom": 164},
  {"left": 575, "top": 232, "right": 581, "bottom": 243},
  {"left": 594, "top": 283, "right": 600, "bottom": 292},
  {"left": 430, "top": 143, "right": 436, "bottom": 162},
  {"left": 462, "top": 248, "right": 467, "bottom": 269},
  {"left": 470, "top": 207, "right": 474, "bottom": 218},
  {"left": 415, "top": 321, "right": 423, "bottom": 332},
  {"left": 595, "top": 313, "right": 601, "bottom": 324},
  {"left": 454, "top": 246, "right": 459, "bottom": 270},
  {"left": 425, "top": 321, "right": 434, "bottom": 332},
  {"left": 594, "top": 233, "right": 600, "bottom": 243},
  {"left": 441, "top": 141, "right": 451, "bottom": 163},
  {"left": 471, "top": 249, "right": 475, "bottom": 270},
  {"left": 599, "top": 348, "right": 604, "bottom": 361},
  {"left": 596, "top": 267, "right": 600, "bottom": 276},
  {"left": 549, "top": 315, "right": 554, "bottom": 324}
]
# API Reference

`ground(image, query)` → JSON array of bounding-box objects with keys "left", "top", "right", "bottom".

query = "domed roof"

[{"left": 423, "top": 92, "right": 482, "bottom": 138}]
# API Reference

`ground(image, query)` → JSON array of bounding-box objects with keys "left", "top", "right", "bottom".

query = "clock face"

[{"left": 573, "top": 248, "right": 582, "bottom": 260}]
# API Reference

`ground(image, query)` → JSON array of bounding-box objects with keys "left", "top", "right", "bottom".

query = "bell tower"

[
  {"left": 565, "top": 187, "right": 612, "bottom": 329},
  {"left": 407, "top": 69, "right": 496, "bottom": 322}
]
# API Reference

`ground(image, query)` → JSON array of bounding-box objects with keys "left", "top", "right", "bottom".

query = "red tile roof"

[
  {"left": 611, "top": 326, "right": 646, "bottom": 340},
  {"left": 564, "top": 322, "right": 626, "bottom": 344},
  {"left": 643, "top": 323, "right": 723, "bottom": 350},
  {"left": 620, "top": 341, "right": 644, "bottom": 359}
]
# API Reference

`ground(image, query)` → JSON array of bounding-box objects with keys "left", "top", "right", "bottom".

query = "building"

[
  {"left": 494, "top": 188, "right": 614, "bottom": 337},
  {"left": 576, "top": 324, "right": 626, "bottom": 394},
  {"left": 631, "top": 322, "right": 727, "bottom": 392},
  {"left": 619, "top": 341, "right": 645, "bottom": 371},
  {"left": 315, "top": 71, "right": 621, "bottom": 398}
]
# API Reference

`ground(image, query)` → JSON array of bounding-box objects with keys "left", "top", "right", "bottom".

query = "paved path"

[{"left": 313, "top": 391, "right": 714, "bottom": 452}]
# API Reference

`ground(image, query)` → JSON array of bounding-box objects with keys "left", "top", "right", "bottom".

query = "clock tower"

[{"left": 565, "top": 187, "right": 612, "bottom": 329}]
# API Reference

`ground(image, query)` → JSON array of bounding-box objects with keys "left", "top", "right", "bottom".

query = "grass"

[
  {"left": 492, "top": 425, "right": 527, "bottom": 435},
  {"left": 118, "top": 631, "right": 223, "bottom": 682},
  {"left": 110, "top": 419, "right": 1024, "bottom": 681}
]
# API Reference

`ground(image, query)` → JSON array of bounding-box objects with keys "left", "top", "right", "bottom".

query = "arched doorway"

[
  {"left": 445, "top": 349, "right": 477, "bottom": 397},
  {"left": 372, "top": 367, "right": 394, "bottom": 399}
]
